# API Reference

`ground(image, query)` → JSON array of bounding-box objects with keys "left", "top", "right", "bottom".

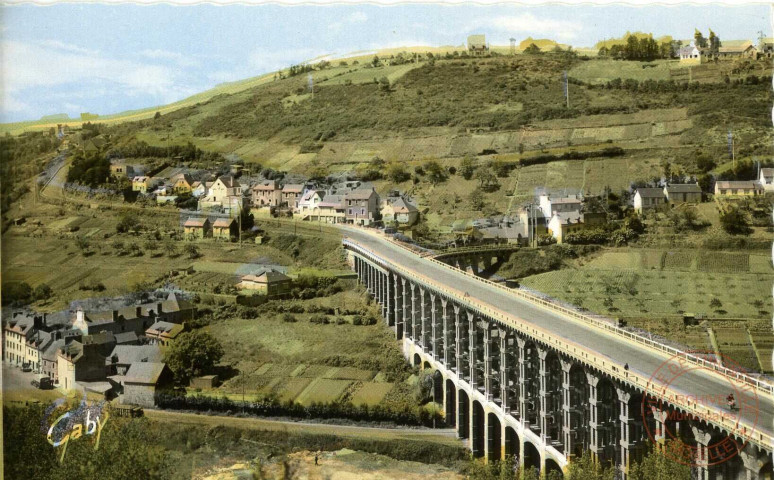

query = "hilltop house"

[
  {"left": 467, "top": 34, "right": 489, "bottom": 55},
  {"left": 759, "top": 168, "right": 774, "bottom": 192},
  {"left": 679, "top": 45, "right": 705, "bottom": 64},
  {"left": 345, "top": 188, "right": 380, "bottom": 226},
  {"left": 664, "top": 184, "right": 702, "bottom": 204},
  {"left": 184, "top": 217, "right": 211, "bottom": 239},
  {"left": 538, "top": 194, "right": 583, "bottom": 220},
  {"left": 252, "top": 180, "right": 282, "bottom": 208},
  {"left": 714, "top": 180, "right": 764, "bottom": 197},
  {"left": 212, "top": 217, "right": 238, "bottom": 240},
  {"left": 716, "top": 41, "right": 757, "bottom": 60},
  {"left": 633, "top": 187, "right": 667, "bottom": 213}
]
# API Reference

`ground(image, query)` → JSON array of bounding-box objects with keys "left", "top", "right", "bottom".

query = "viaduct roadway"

[{"left": 341, "top": 226, "right": 773, "bottom": 449}]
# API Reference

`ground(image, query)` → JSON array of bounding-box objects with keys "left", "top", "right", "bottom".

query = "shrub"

[{"left": 282, "top": 313, "right": 297, "bottom": 323}]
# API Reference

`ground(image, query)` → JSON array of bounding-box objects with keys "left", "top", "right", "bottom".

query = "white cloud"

[
  {"left": 484, "top": 13, "right": 583, "bottom": 42},
  {"left": 139, "top": 49, "right": 200, "bottom": 68},
  {"left": 39, "top": 40, "right": 98, "bottom": 56}
]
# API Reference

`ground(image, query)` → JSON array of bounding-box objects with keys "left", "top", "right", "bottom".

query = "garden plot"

[
  {"left": 350, "top": 383, "right": 396, "bottom": 406},
  {"left": 295, "top": 378, "right": 353, "bottom": 406},
  {"left": 662, "top": 251, "right": 694, "bottom": 271},
  {"left": 697, "top": 252, "right": 749, "bottom": 274}
]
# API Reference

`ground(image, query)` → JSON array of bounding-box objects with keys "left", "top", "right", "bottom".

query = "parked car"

[
  {"left": 31, "top": 374, "right": 52, "bottom": 390},
  {"left": 21, "top": 365, "right": 32, "bottom": 373}
]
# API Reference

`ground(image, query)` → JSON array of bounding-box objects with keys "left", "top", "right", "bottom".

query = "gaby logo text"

[{"left": 46, "top": 401, "right": 109, "bottom": 462}]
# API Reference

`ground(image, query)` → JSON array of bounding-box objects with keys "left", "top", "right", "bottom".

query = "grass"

[
  {"left": 569, "top": 59, "right": 682, "bottom": 84},
  {"left": 519, "top": 248, "right": 773, "bottom": 321}
]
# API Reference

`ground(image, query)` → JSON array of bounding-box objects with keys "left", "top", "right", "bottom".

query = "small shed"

[
  {"left": 183, "top": 217, "right": 211, "bottom": 239},
  {"left": 121, "top": 362, "right": 173, "bottom": 408},
  {"left": 213, "top": 217, "right": 238, "bottom": 241},
  {"left": 238, "top": 269, "right": 292, "bottom": 298},
  {"left": 190, "top": 375, "right": 220, "bottom": 389}
]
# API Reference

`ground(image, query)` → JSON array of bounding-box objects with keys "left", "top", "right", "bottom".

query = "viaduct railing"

[{"left": 342, "top": 234, "right": 773, "bottom": 451}]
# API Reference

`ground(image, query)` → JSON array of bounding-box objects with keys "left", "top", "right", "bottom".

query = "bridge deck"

[{"left": 344, "top": 228, "right": 774, "bottom": 444}]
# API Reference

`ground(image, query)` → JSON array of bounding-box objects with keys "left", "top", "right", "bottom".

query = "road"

[
  {"left": 342, "top": 227, "right": 774, "bottom": 446},
  {"left": 144, "top": 409, "right": 462, "bottom": 446}
]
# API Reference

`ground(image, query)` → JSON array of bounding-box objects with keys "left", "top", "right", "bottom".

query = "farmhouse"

[
  {"left": 252, "top": 180, "right": 282, "bottom": 207},
  {"left": 664, "top": 184, "right": 702, "bottom": 204},
  {"left": 212, "top": 217, "right": 238, "bottom": 240},
  {"left": 145, "top": 321, "right": 185, "bottom": 347},
  {"left": 238, "top": 269, "right": 292, "bottom": 298},
  {"left": 758, "top": 38, "right": 774, "bottom": 58},
  {"left": 714, "top": 180, "right": 764, "bottom": 197},
  {"left": 759, "top": 168, "right": 774, "bottom": 192},
  {"left": 547, "top": 211, "right": 585, "bottom": 244},
  {"left": 184, "top": 217, "right": 211, "bottom": 239},
  {"left": 633, "top": 187, "right": 667, "bottom": 213},
  {"left": 538, "top": 194, "right": 583, "bottom": 220},
  {"left": 679, "top": 45, "right": 705, "bottom": 64},
  {"left": 110, "top": 160, "right": 134, "bottom": 179},
  {"left": 345, "top": 187, "right": 380, "bottom": 226},
  {"left": 716, "top": 41, "right": 757, "bottom": 60},
  {"left": 121, "top": 362, "right": 174, "bottom": 408},
  {"left": 467, "top": 34, "right": 489, "bottom": 55},
  {"left": 200, "top": 176, "right": 243, "bottom": 212}
]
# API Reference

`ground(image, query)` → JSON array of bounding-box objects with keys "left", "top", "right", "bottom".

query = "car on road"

[
  {"left": 21, "top": 365, "right": 32, "bottom": 373},
  {"left": 31, "top": 375, "right": 52, "bottom": 390}
]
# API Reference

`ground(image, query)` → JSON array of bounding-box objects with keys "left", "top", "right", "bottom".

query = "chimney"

[
  {"left": 112, "top": 310, "right": 118, "bottom": 322},
  {"left": 136, "top": 306, "right": 142, "bottom": 317},
  {"left": 157, "top": 302, "right": 163, "bottom": 315},
  {"left": 43, "top": 313, "right": 47, "bottom": 326},
  {"left": 76, "top": 310, "right": 85, "bottom": 324}
]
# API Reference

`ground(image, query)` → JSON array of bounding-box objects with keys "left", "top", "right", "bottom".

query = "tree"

[
  {"left": 116, "top": 213, "right": 140, "bottom": 233},
  {"left": 154, "top": 111, "right": 161, "bottom": 120},
  {"left": 371, "top": 55, "right": 381, "bottom": 67},
  {"left": 183, "top": 244, "right": 201, "bottom": 259},
  {"left": 239, "top": 208, "right": 254, "bottom": 231},
  {"left": 164, "top": 241, "right": 178, "bottom": 257},
  {"left": 460, "top": 155, "right": 476, "bottom": 180},
  {"left": 1, "top": 282, "right": 33, "bottom": 306},
  {"left": 708, "top": 29, "right": 721, "bottom": 54},
  {"left": 423, "top": 160, "right": 448, "bottom": 185},
  {"left": 475, "top": 166, "right": 499, "bottom": 192},
  {"left": 629, "top": 441, "right": 692, "bottom": 480},
  {"left": 386, "top": 162, "right": 411, "bottom": 183},
  {"left": 565, "top": 452, "right": 615, "bottom": 480},
  {"left": 524, "top": 43, "right": 541, "bottom": 55},
  {"left": 378, "top": 76, "right": 390, "bottom": 91},
  {"left": 33, "top": 283, "right": 53, "bottom": 302},
  {"left": 165, "top": 330, "right": 224, "bottom": 383},
  {"left": 75, "top": 235, "right": 90, "bottom": 255},
  {"left": 468, "top": 187, "right": 486, "bottom": 210},
  {"left": 694, "top": 29, "right": 707, "bottom": 48},
  {"left": 720, "top": 206, "right": 752, "bottom": 235}
]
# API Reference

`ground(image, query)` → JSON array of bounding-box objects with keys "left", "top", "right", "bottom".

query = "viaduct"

[{"left": 341, "top": 228, "right": 773, "bottom": 479}]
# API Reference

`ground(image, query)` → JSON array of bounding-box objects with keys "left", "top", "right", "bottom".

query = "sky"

[{"left": 1, "top": 3, "right": 770, "bottom": 123}]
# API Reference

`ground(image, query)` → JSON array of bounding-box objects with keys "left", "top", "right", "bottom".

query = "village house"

[
  {"left": 120, "top": 362, "right": 174, "bottom": 408},
  {"left": 298, "top": 190, "right": 325, "bottom": 217},
  {"left": 252, "top": 180, "right": 283, "bottom": 208},
  {"left": 57, "top": 332, "right": 116, "bottom": 393},
  {"left": 467, "top": 34, "right": 489, "bottom": 55},
  {"left": 171, "top": 173, "right": 194, "bottom": 195},
  {"left": 106, "top": 345, "right": 163, "bottom": 376},
  {"left": 114, "top": 331, "right": 139, "bottom": 345},
  {"left": 381, "top": 194, "right": 419, "bottom": 226},
  {"left": 345, "top": 187, "right": 380, "bottom": 225},
  {"left": 633, "top": 187, "right": 667, "bottom": 213},
  {"left": 212, "top": 217, "right": 238, "bottom": 241},
  {"left": 281, "top": 184, "right": 305, "bottom": 211},
  {"left": 547, "top": 211, "right": 585, "bottom": 244},
  {"left": 664, "top": 183, "right": 702, "bottom": 204},
  {"left": 132, "top": 176, "right": 150, "bottom": 194},
  {"left": 145, "top": 321, "right": 185, "bottom": 347},
  {"left": 192, "top": 180, "right": 214, "bottom": 198},
  {"left": 714, "top": 180, "right": 764, "bottom": 197},
  {"left": 679, "top": 45, "right": 705, "bottom": 64},
  {"left": 200, "top": 176, "right": 243, "bottom": 212},
  {"left": 72, "top": 293, "right": 196, "bottom": 337},
  {"left": 184, "top": 217, "right": 211, "bottom": 239},
  {"left": 538, "top": 194, "right": 583, "bottom": 220},
  {"left": 110, "top": 160, "right": 134, "bottom": 179},
  {"left": 478, "top": 215, "right": 530, "bottom": 245},
  {"left": 237, "top": 269, "right": 293, "bottom": 298},
  {"left": 3, "top": 313, "right": 34, "bottom": 367},
  {"left": 758, "top": 38, "right": 774, "bottom": 59},
  {"left": 42, "top": 335, "right": 67, "bottom": 382},
  {"left": 313, "top": 194, "right": 347, "bottom": 223},
  {"left": 759, "top": 168, "right": 774, "bottom": 192}
]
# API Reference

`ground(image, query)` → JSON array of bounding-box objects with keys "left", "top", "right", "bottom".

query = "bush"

[
  {"left": 1, "top": 282, "right": 33, "bottom": 306},
  {"left": 282, "top": 313, "right": 297, "bottom": 323}
]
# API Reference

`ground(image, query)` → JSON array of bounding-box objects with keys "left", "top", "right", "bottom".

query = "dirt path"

[{"left": 144, "top": 409, "right": 462, "bottom": 446}]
